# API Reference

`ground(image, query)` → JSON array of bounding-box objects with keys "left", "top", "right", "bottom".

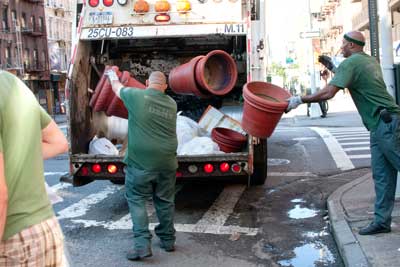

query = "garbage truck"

[{"left": 64, "top": 0, "right": 269, "bottom": 186}]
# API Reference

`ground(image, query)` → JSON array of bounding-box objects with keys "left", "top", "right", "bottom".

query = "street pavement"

[{"left": 280, "top": 93, "right": 400, "bottom": 267}]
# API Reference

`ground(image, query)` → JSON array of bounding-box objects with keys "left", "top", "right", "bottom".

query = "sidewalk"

[
  {"left": 328, "top": 173, "right": 400, "bottom": 267},
  {"left": 53, "top": 114, "right": 67, "bottom": 124}
]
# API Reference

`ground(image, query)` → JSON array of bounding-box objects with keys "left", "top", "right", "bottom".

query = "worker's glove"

[
  {"left": 286, "top": 96, "right": 303, "bottom": 112},
  {"left": 105, "top": 69, "right": 119, "bottom": 82},
  {"left": 318, "top": 55, "right": 336, "bottom": 72}
]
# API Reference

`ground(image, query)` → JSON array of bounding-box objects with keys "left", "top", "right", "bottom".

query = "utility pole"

[{"left": 370, "top": 0, "right": 400, "bottom": 197}]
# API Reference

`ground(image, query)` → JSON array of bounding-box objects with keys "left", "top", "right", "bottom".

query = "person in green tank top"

[
  {"left": 0, "top": 71, "right": 69, "bottom": 266},
  {"left": 286, "top": 31, "right": 400, "bottom": 235},
  {"left": 107, "top": 70, "right": 177, "bottom": 261}
]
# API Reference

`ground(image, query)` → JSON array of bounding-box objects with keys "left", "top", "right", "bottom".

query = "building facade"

[
  {"left": 45, "top": 0, "right": 72, "bottom": 114},
  {"left": 0, "top": 0, "right": 51, "bottom": 111}
]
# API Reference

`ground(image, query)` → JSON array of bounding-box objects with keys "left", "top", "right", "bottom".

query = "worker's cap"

[{"left": 148, "top": 71, "right": 167, "bottom": 85}]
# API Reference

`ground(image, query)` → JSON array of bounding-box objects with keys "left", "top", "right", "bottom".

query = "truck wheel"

[
  {"left": 250, "top": 139, "right": 268, "bottom": 186},
  {"left": 110, "top": 180, "right": 125, "bottom": 185}
]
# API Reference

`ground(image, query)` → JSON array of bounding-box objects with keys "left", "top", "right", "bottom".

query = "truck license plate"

[{"left": 88, "top": 12, "right": 113, "bottom": 25}]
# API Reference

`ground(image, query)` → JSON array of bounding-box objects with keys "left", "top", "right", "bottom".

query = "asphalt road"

[{"left": 46, "top": 105, "right": 372, "bottom": 266}]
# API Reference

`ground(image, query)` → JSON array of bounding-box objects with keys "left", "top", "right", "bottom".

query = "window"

[
  {"left": 11, "top": 10, "right": 16, "bottom": 23},
  {"left": 31, "top": 15, "right": 35, "bottom": 31},
  {"left": 33, "top": 49, "right": 38, "bottom": 68},
  {"left": 21, "top": 13, "right": 26, "bottom": 29},
  {"left": 38, "top": 17, "right": 44, "bottom": 32},
  {"left": 48, "top": 17, "right": 52, "bottom": 38},
  {"left": 41, "top": 51, "right": 46, "bottom": 69},
  {"left": 5, "top": 47, "right": 11, "bottom": 66},
  {"left": 2, "top": 7, "right": 9, "bottom": 31},
  {"left": 24, "top": 48, "right": 30, "bottom": 67}
]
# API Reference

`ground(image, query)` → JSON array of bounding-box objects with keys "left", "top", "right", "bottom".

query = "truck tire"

[{"left": 250, "top": 139, "right": 268, "bottom": 186}]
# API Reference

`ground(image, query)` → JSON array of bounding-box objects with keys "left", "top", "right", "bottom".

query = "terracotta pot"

[
  {"left": 93, "top": 66, "right": 121, "bottom": 112},
  {"left": 90, "top": 65, "right": 111, "bottom": 108},
  {"left": 195, "top": 50, "right": 237, "bottom": 95},
  {"left": 211, "top": 127, "right": 246, "bottom": 153},
  {"left": 106, "top": 71, "right": 146, "bottom": 119},
  {"left": 241, "top": 82, "right": 291, "bottom": 138},
  {"left": 168, "top": 56, "right": 210, "bottom": 97}
]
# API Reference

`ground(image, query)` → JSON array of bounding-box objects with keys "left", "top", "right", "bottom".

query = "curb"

[{"left": 327, "top": 173, "right": 371, "bottom": 267}]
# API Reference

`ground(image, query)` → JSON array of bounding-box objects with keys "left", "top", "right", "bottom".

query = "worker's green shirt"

[
  {"left": 329, "top": 52, "right": 400, "bottom": 131},
  {"left": 0, "top": 71, "right": 54, "bottom": 241},
  {"left": 120, "top": 87, "right": 178, "bottom": 171}
]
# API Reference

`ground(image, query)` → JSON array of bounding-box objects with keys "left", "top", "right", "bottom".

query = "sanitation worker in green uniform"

[
  {"left": 107, "top": 70, "right": 177, "bottom": 260},
  {"left": 286, "top": 31, "right": 400, "bottom": 235}
]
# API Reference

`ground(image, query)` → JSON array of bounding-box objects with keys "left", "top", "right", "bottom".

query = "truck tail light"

[
  {"left": 204, "top": 163, "right": 214, "bottom": 173},
  {"left": 231, "top": 163, "right": 241, "bottom": 173},
  {"left": 80, "top": 166, "right": 89, "bottom": 176},
  {"left": 117, "top": 0, "right": 127, "bottom": 5},
  {"left": 92, "top": 164, "right": 102, "bottom": 173},
  {"left": 219, "top": 162, "right": 230, "bottom": 173},
  {"left": 103, "top": 0, "right": 113, "bottom": 6},
  {"left": 107, "top": 164, "right": 118, "bottom": 174},
  {"left": 176, "top": 171, "right": 183, "bottom": 177},
  {"left": 155, "top": 14, "right": 170, "bottom": 22},
  {"left": 89, "top": 0, "right": 99, "bottom": 7}
]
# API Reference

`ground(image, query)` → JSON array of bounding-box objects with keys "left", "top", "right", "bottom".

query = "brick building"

[{"left": 0, "top": 0, "right": 51, "bottom": 111}]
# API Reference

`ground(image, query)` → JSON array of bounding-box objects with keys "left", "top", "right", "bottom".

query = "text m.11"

[{"left": 224, "top": 24, "right": 245, "bottom": 34}]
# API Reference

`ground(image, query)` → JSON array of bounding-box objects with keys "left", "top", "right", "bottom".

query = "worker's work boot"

[
  {"left": 126, "top": 247, "right": 152, "bottom": 261},
  {"left": 358, "top": 222, "right": 391, "bottom": 235},
  {"left": 160, "top": 241, "right": 175, "bottom": 252}
]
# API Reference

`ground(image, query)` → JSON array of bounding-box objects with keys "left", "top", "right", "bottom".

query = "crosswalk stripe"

[
  {"left": 343, "top": 147, "right": 370, "bottom": 152},
  {"left": 328, "top": 128, "right": 365, "bottom": 133},
  {"left": 50, "top": 182, "right": 72, "bottom": 192},
  {"left": 340, "top": 141, "right": 370, "bottom": 146},
  {"left": 336, "top": 136, "right": 370, "bottom": 141},
  {"left": 268, "top": 172, "right": 317, "bottom": 177},
  {"left": 333, "top": 133, "right": 369, "bottom": 138},
  {"left": 195, "top": 185, "right": 245, "bottom": 227},
  {"left": 348, "top": 154, "right": 371, "bottom": 159},
  {"left": 70, "top": 219, "right": 258, "bottom": 236},
  {"left": 311, "top": 127, "right": 354, "bottom": 170},
  {"left": 57, "top": 186, "right": 121, "bottom": 220}
]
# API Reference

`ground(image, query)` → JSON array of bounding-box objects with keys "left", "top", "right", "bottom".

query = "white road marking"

[
  {"left": 268, "top": 172, "right": 317, "bottom": 177},
  {"left": 348, "top": 154, "right": 371, "bottom": 159},
  {"left": 70, "top": 220, "right": 258, "bottom": 236},
  {"left": 343, "top": 147, "right": 370, "bottom": 152},
  {"left": 57, "top": 186, "right": 121, "bottom": 220},
  {"left": 45, "top": 172, "right": 68, "bottom": 176},
  {"left": 332, "top": 133, "right": 369, "bottom": 138},
  {"left": 340, "top": 141, "right": 370, "bottom": 146},
  {"left": 195, "top": 185, "right": 245, "bottom": 227},
  {"left": 50, "top": 182, "right": 72, "bottom": 192},
  {"left": 311, "top": 127, "right": 354, "bottom": 170},
  {"left": 336, "top": 136, "right": 370, "bottom": 141},
  {"left": 293, "top": 137, "right": 317, "bottom": 141},
  {"left": 328, "top": 128, "right": 365, "bottom": 133}
]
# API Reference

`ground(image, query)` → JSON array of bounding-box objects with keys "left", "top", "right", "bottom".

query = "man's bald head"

[
  {"left": 147, "top": 71, "right": 168, "bottom": 92},
  {"left": 346, "top": 31, "right": 366, "bottom": 46},
  {"left": 341, "top": 31, "right": 365, "bottom": 57}
]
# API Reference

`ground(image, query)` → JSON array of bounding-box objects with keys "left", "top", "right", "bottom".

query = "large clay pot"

[
  {"left": 89, "top": 65, "right": 111, "bottom": 108},
  {"left": 93, "top": 66, "right": 121, "bottom": 112},
  {"left": 168, "top": 56, "right": 210, "bottom": 97},
  {"left": 195, "top": 50, "right": 237, "bottom": 95},
  {"left": 106, "top": 71, "right": 145, "bottom": 119},
  {"left": 211, "top": 127, "right": 246, "bottom": 153},
  {"left": 241, "top": 82, "right": 291, "bottom": 138}
]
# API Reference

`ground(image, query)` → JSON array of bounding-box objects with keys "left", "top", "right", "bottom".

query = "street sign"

[{"left": 300, "top": 31, "right": 321, "bottom": 39}]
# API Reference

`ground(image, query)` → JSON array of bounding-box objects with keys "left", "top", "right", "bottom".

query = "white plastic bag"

[
  {"left": 179, "top": 137, "right": 221, "bottom": 155},
  {"left": 89, "top": 136, "right": 119, "bottom": 155},
  {"left": 176, "top": 115, "right": 203, "bottom": 153},
  {"left": 45, "top": 182, "right": 63, "bottom": 204}
]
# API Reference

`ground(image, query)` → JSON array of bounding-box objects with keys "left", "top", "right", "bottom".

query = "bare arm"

[
  {"left": 301, "top": 84, "right": 340, "bottom": 103},
  {"left": 42, "top": 120, "right": 69, "bottom": 160},
  {"left": 0, "top": 153, "right": 7, "bottom": 240},
  {"left": 110, "top": 80, "right": 124, "bottom": 99}
]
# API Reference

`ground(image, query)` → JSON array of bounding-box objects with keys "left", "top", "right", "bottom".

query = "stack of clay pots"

[
  {"left": 169, "top": 50, "right": 238, "bottom": 98},
  {"left": 241, "top": 82, "right": 290, "bottom": 138},
  {"left": 89, "top": 66, "right": 145, "bottom": 119},
  {"left": 211, "top": 127, "right": 247, "bottom": 153}
]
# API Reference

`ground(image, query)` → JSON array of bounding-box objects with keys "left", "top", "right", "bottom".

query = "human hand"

[
  {"left": 286, "top": 96, "right": 303, "bottom": 112},
  {"left": 318, "top": 55, "right": 335, "bottom": 72},
  {"left": 105, "top": 69, "right": 119, "bottom": 82}
]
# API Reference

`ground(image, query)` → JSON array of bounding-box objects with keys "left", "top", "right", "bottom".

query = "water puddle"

[
  {"left": 278, "top": 243, "right": 335, "bottom": 267},
  {"left": 268, "top": 158, "right": 290, "bottom": 166},
  {"left": 288, "top": 205, "right": 318, "bottom": 219},
  {"left": 291, "top": 199, "right": 305, "bottom": 203},
  {"left": 302, "top": 230, "right": 329, "bottom": 238}
]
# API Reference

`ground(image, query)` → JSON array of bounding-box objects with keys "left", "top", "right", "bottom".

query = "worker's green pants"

[
  {"left": 370, "top": 115, "right": 400, "bottom": 228},
  {"left": 124, "top": 165, "right": 176, "bottom": 250}
]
